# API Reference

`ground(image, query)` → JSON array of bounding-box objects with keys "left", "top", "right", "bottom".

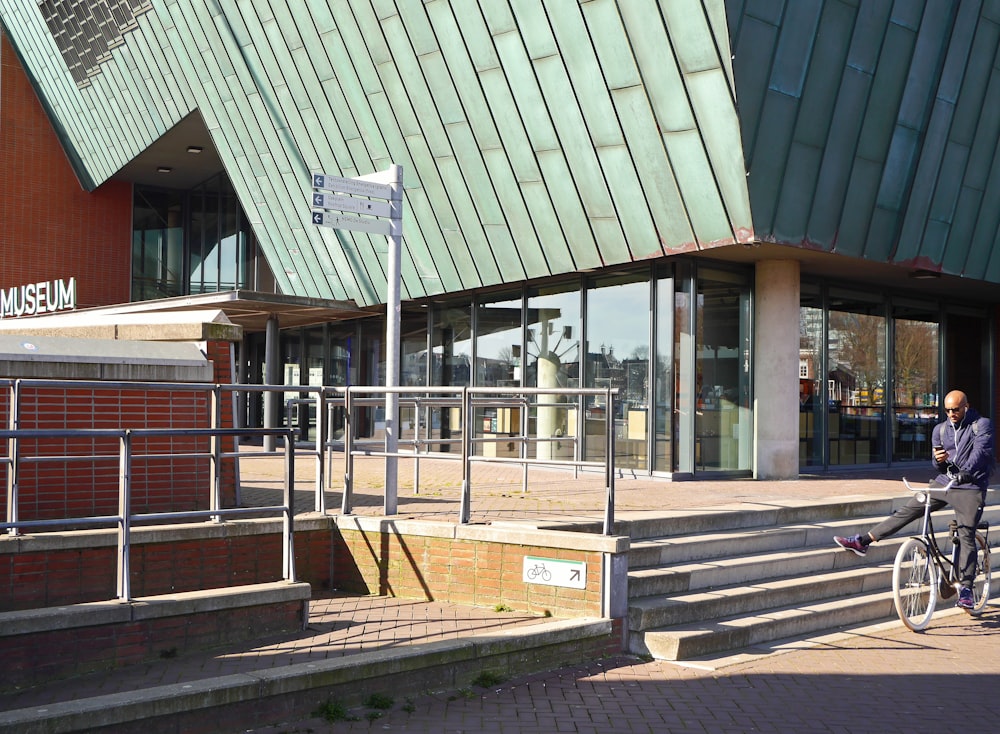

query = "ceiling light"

[
  {"left": 186, "top": 146, "right": 203, "bottom": 154},
  {"left": 156, "top": 166, "right": 172, "bottom": 173}
]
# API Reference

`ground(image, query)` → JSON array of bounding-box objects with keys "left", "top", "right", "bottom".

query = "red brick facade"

[{"left": 0, "top": 33, "right": 132, "bottom": 308}]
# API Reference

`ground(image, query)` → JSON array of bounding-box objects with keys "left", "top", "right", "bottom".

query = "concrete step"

[
  {"left": 625, "top": 498, "right": 1000, "bottom": 661},
  {"left": 0, "top": 617, "right": 613, "bottom": 734}
]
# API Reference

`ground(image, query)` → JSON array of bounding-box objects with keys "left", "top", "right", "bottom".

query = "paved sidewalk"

[
  {"left": 245, "top": 606, "right": 1000, "bottom": 733},
  {"left": 1, "top": 449, "right": 975, "bottom": 732}
]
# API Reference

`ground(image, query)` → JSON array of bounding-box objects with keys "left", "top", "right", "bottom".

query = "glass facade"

[
  {"left": 131, "top": 175, "right": 260, "bottom": 300},
  {"left": 798, "top": 282, "right": 991, "bottom": 470}
]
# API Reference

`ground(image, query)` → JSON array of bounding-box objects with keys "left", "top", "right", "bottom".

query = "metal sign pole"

[
  {"left": 312, "top": 164, "right": 403, "bottom": 515},
  {"left": 384, "top": 164, "right": 403, "bottom": 514}
]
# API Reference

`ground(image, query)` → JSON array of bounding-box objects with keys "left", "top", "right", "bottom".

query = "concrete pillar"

[{"left": 753, "top": 260, "right": 800, "bottom": 479}]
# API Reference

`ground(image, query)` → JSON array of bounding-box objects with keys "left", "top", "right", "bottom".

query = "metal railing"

[
  {"left": 338, "top": 385, "right": 619, "bottom": 534},
  {"left": 0, "top": 425, "right": 295, "bottom": 602}
]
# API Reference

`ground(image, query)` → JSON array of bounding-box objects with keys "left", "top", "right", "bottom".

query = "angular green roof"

[
  {"left": 730, "top": 0, "right": 1000, "bottom": 280},
  {"left": 0, "top": 1, "right": 751, "bottom": 307}
]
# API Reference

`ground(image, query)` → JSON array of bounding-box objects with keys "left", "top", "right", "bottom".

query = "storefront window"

[
  {"left": 584, "top": 272, "right": 650, "bottom": 469},
  {"left": 799, "top": 285, "right": 824, "bottom": 467},
  {"left": 695, "top": 269, "right": 752, "bottom": 472},
  {"left": 892, "top": 305, "right": 939, "bottom": 462},
  {"left": 654, "top": 265, "right": 674, "bottom": 472},
  {"left": 526, "top": 283, "right": 580, "bottom": 461},
  {"left": 828, "top": 290, "right": 886, "bottom": 465}
]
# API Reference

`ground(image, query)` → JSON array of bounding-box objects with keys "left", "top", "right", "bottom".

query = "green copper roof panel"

[
  {"left": 731, "top": 0, "right": 1000, "bottom": 281},
  {"left": 1, "top": 0, "right": 752, "bottom": 306}
]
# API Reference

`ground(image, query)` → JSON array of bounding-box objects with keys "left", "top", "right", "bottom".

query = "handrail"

[
  {"left": 340, "top": 384, "right": 619, "bottom": 534},
  {"left": 0, "top": 426, "right": 295, "bottom": 602}
]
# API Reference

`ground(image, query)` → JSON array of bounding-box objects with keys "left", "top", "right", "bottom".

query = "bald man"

[{"left": 834, "top": 390, "right": 994, "bottom": 609}]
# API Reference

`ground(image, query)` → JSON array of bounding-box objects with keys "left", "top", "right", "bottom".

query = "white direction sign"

[
  {"left": 311, "top": 210, "right": 391, "bottom": 236},
  {"left": 312, "top": 191, "right": 392, "bottom": 218},
  {"left": 312, "top": 172, "right": 392, "bottom": 200},
  {"left": 522, "top": 556, "right": 587, "bottom": 590}
]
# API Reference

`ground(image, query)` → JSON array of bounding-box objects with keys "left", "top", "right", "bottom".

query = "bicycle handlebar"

[{"left": 902, "top": 476, "right": 958, "bottom": 493}]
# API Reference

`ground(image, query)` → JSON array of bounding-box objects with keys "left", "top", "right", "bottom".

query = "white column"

[{"left": 753, "top": 260, "right": 800, "bottom": 479}]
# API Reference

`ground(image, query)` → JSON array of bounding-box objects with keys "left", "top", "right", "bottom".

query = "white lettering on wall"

[{"left": 0, "top": 278, "right": 77, "bottom": 319}]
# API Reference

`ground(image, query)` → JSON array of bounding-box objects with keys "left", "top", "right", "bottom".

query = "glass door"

[{"left": 695, "top": 269, "right": 752, "bottom": 472}]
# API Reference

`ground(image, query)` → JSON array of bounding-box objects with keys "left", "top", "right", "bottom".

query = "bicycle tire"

[
  {"left": 969, "top": 533, "right": 991, "bottom": 615},
  {"left": 893, "top": 537, "right": 938, "bottom": 631}
]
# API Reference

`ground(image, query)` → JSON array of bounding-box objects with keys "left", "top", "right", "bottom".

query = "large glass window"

[
  {"left": 695, "top": 269, "right": 752, "bottom": 472},
  {"left": 584, "top": 272, "right": 651, "bottom": 469},
  {"left": 132, "top": 175, "right": 259, "bottom": 301},
  {"left": 132, "top": 189, "right": 183, "bottom": 300},
  {"left": 654, "top": 265, "right": 674, "bottom": 472},
  {"left": 475, "top": 292, "right": 523, "bottom": 388},
  {"left": 892, "top": 305, "right": 939, "bottom": 462},
  {"left": 799, "top": 284, "right": 824, "bottom": 467},
  {"left": 828, "top": 290, "right": 886, "bottom": 465},
  {"left": 526, "top": 283, "right": 580, "bottom": 460},
  {"left": 431, "top": 304, "right": 472, "bottom": 452}
]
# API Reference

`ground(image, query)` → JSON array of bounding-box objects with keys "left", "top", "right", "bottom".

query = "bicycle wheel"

[
  {"left": 968, "top": 533, "right": 991, "bottom": 615},
  {"left": 893, "top": 537, "right": 938, "bottom": 631}
]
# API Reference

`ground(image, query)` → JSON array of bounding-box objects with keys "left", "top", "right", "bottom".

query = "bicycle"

[{"left": 892, "top": 477, "right": 991, "bottom": 631}]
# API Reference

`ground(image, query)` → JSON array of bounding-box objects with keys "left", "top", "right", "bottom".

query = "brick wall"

[
  {"left": 0, "top": 526, "right": 333, "bottom": 613},
  {"left": 0, "top": 33, "right": 132, "bottom": 308},
  {"left": 333, "top": 529, "right": 606, "bottom": 618}
]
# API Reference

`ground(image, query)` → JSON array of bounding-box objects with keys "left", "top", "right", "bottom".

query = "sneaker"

[
  {"left": 957, "top": 586, "right": 975, "bottom": 609},
  {"left": 834, "top": 534, "right": 867, "bottom": 556}
]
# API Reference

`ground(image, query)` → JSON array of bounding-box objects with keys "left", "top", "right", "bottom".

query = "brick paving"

[
  {"left": 245, "top": 609, "right": 1000, "bottom": 733},
  {"left": 4, "top": 447, "right": 994, "bottom": 732}
]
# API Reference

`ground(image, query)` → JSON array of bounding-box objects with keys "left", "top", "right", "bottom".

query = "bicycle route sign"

[{"left": 522, "top": 555, "right": 586, "bottom": 589}]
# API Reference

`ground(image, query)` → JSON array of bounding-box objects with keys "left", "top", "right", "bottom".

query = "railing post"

[
  {"left": 342, "top": 386, "right": 354, "bottom": 515},
  {"left": 460, "top": 386, "right": 471, "bottom": 524},
  {"left": 412, "top": 397, "right": 421, "bottom": 495},
  {"left": 210, "top": 385, "right": 222, "bottom": 522},
  {"left": 6, "top": 380, "right": 19, "bottom": 536},
  {"left": 314, "top": 390, "right": 326, "bottom": 513},
  {"left": 603, "top": 387, "right": 616, "bottom": 536},
  {"left": 117, "top": 430, "right": 132, "bottom": 601},
  {"left": 283, "top": 428, "right": 296, "bottom": 582}
]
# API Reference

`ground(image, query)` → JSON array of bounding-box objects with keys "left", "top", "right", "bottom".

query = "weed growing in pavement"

[
  {"left": 493, "top": 602, "right": 513, "bottom": 612},
  {"left": 364, "top": 692, "right": 394, "bottom": 710},
  {"left": 471, "top": 670, "right": 507, "bottom": 688},
  {"left": 449, "top": 687, "right": 475, "bottom": 701},
  {"left": 314, "top": 699, "right": 359, "bottom": 722},
  {"left": 402, "top": 697, "right": 416, "bottom": 713}
]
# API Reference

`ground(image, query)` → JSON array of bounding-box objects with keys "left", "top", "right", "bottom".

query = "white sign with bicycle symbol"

[{"left": 522, "top": 556, "right": 586, "bottom": 589}]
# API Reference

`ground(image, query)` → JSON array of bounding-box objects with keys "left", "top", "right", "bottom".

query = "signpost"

[{"left": 312, "top": 165, "right": 404, "bottom": 514}]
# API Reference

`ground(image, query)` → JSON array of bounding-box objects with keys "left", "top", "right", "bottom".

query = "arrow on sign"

[
  {"left": 312, "top": 172, "right": 392, "bottom": 200},
  {"left": 570, "top": 569, "right": 581, "bottom": 582},
  {"left": 312, "top": 192, "right": 393, "bottom": 218},
  {"left": 312, "top": 210, "right": 391, "bottom": 236}
]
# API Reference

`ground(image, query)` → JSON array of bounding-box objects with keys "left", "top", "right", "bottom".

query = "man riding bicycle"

[{"left": 834, "top": 390, "right": 994, "bottom": 610}]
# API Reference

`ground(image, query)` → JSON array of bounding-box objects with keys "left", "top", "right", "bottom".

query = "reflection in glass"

[
  {"left": 526, "top": 283, "right": 580, "bottom": 460},
  {"left": 431, "top": 304, "right": 472, "bottom": 452},
  {"left": 695, "top": 270, "right": 751, "bottom": 472},
  {"left": 584, "top": 273, "right": 650, "bottom": 469},
  {"left": 654, "top": 266, "right": 673, "bottom": 471},
  {"left": 893, "top": 312, "right": 939, "bottom": 462},
  {"left": 828, "top": 292, "right": 886, "bottom": 465},
  {"left": 799, "top": 285, "right": 823, "bottom": 467}
]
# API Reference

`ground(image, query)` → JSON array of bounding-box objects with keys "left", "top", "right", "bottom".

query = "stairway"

[{"left": 625, "top": 495, "right": 1000, "bottom": 661}]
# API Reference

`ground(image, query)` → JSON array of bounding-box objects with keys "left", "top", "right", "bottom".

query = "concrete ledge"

[
  {"left": 334, "top": 514, "right": 629, "bottom": 553},
  {"left": 0, "top": 582, "right": 311, "bottom": 637},
  {"left": 0, "top": 618, "right": 613, "bottom": 734}
]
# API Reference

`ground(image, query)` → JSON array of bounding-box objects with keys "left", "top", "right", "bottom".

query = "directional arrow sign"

[
  {"left": 312, "top": 210, "right": 391, "bottom": 236},
  {"left": 312, "top": 192, "right": 393, "bottom": 218},
  {"left": 522, "top": 556, "right": 587, "bottom": 589},
  {"left": 312, "top": 172, "right": 392, "bottom": 200}
]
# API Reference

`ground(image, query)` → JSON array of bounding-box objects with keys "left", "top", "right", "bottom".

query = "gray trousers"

[{"left": 869, "top": 487, "right": 986, "bottom": 586}]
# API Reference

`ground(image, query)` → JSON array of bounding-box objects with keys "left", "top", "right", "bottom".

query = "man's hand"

[{"left": 933, "top": 446, "right": 949, "bottom": 464}]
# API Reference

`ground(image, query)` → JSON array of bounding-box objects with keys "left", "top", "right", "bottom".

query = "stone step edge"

[{"left": 0, "top": 617, "right": 611, "bottom": 734}]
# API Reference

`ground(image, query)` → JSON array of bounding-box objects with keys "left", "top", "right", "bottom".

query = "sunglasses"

[{"left": 944, "top": 406, "right": 966, "bottom": 413}]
